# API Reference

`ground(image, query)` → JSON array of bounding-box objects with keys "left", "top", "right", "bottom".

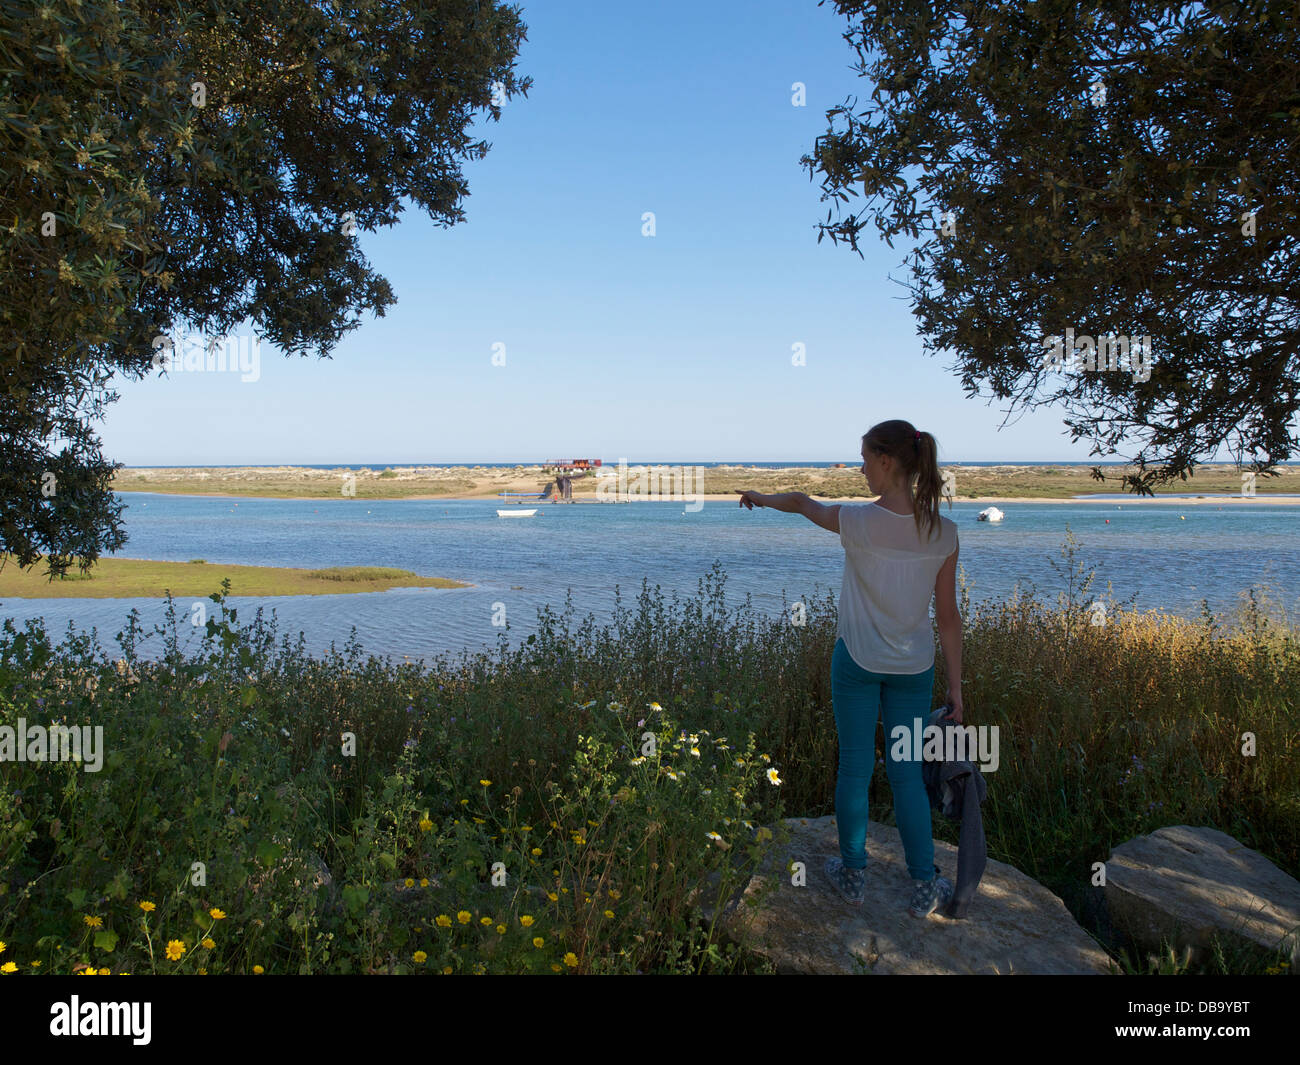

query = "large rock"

[
  {"left": 1104, "top": 825, "right": 1300, "bottom": 969},
  {"left": 713, "top": 815, "right": 1115, "bottom": 974}
]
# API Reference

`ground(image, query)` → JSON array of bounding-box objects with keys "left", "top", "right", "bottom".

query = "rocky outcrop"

[
  {"left": 1104, "top": 825, "right": 1300, "bottom": 969},
  {"left": 712, "top": 815, "right": 1115, "bottom": 974}
]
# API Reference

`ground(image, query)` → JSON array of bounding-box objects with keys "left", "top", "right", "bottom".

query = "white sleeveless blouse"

[{"left": 837, "top": 501, "right": 958, "bottom": 674}]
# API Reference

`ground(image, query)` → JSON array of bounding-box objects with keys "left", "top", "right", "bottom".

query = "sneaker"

[
  {"left": 823, "top": 856, "right": 866, "bottom": 907},
  {"left": 908, "top": 866, "right": 953, "bottom": 918}
]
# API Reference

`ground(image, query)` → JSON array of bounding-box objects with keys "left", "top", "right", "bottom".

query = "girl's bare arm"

[{"left": 736, "top": 490, "right": 840, "bottom": 533}]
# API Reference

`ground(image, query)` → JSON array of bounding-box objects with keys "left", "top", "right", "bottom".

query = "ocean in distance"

[{"left": 127, "top": 460, "right": 1300, "bottom": 470}]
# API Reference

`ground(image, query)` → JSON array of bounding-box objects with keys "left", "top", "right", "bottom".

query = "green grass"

[
  {"left": 0, "top": 558, "right": 470, "bottom": 598},
  {"left": 0, "top": 537, "right": 1295, "bottom": 975}
]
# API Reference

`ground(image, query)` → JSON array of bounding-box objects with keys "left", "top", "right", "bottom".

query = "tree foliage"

[
  {"left": 804, "top": 0, "right": 1299, "bottom": 493},
  {"left": 1, "top": 0, "right": 529, "bottom": 575}
]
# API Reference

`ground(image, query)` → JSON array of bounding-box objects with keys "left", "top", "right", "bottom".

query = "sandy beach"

[
  {"left": 593, "top": 493, "right": 1300, "bottom": 505},
  {"left": 111, "top": 463, "right": 1300, "bottom": 504}
]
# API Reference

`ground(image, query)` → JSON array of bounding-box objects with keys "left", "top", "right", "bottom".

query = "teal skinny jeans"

[{"left": 830, "top": 635, "right": 936, "bottom": 881}]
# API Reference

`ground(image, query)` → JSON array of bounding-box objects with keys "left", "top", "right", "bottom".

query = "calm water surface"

[{"left": 3, "top": 494, "right": 1297, "bottom": 665}]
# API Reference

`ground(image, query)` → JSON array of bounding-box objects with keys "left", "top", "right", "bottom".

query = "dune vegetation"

[
  {"left": 0, "top": 536, "right": 1295, "bottom": 975},
  {"left": 108, "top": 463, "right": 1300, "bottom": 501}
]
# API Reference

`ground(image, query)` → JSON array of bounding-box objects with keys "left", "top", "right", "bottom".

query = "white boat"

[
  {"left": 977, "top": 506, "right": 1005, "bottom": 522},
  {"left": 497, "top": 509, "right": 538, "bottom": 518}
]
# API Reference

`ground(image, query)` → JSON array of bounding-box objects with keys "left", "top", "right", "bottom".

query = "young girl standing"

[{"left": 736, "top": 419, "right": 962, "bottom": 918}]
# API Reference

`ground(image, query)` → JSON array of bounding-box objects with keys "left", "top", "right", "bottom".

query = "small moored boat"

[{"left": 497, "top": 509, "right": 538, "bottom": 518}]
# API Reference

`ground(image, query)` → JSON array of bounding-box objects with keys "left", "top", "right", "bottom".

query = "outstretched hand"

[{"left": 735, "top": 490, "right": 764, "bottom": 510}]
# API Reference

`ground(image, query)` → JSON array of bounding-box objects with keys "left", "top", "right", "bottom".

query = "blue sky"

[{"left": 105, "top": 0, "right": 1197, "bottom": 466}]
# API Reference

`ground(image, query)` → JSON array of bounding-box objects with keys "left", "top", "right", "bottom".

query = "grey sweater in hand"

[{"left": 921, "top": 705, "right": 989, "bottom": 919}]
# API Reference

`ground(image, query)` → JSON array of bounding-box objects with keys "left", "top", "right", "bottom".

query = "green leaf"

[
  {"left": 107, "top": 868, "right": 131, "bottom": 901},
  {"left": 93, "top": 929, "right": 119, "bottom": 952},
  {"left": 255, "top": 840, "right": 285, "bottom": 867},
  {"left": 342, "top": 884, "right": 369, "bottom": 915}
]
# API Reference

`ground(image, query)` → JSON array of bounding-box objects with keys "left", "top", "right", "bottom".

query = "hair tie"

[{"left": 913, "top": 430, "right": 921, "bottom": 450}]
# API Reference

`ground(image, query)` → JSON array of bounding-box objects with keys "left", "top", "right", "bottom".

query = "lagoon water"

[{"left": 3, "top": 493, "right": 1298, "bottom": 666}]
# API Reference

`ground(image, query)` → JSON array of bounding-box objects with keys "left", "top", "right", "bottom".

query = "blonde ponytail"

[{"left": 861, "top": 420, "right": 949, "bottom": 541}]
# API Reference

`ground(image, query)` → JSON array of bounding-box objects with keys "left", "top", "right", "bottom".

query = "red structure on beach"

[
  {"left": 541, "top": 459, "right": 602, "bottom": 501},
  {"left": 545, "top": 459, "right": 602, "bottom": 470}
]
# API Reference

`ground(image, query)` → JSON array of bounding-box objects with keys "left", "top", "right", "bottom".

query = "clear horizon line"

[{"left": 115, "top": 459, "right": 1285, "bottom": 468}]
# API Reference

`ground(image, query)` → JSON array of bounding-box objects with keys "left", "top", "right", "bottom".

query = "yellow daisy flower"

[
  {"left": 0, "top": 962, "right": 17, "bottom": 974},
  {"left": 209, "top": 908, "right": 226, "bottom": 920},
  {"left": 138, "top": 901, "right": 156, "bottom": 913},
  {"left": 253, "top": 965, "right": 264, "bottom": 974},
  {"left": 83, "top": 915, "right": 103, "bottom": 928},
  {"left": 519, "top": 915, "right": 534, "bottom": 928},
  {"left": 435, "top": 915, "right": 452, "bottom": 928},
  {"left": 532, "top": 937, "right": 544, "bottom": 948},
  {"left": 563, "top": 952, "right": 578, "bottom": 967},
  {"left": 165, "top": 939, "right": 185, "bottom": 961},
  {"left": 201, "top": 938, "right": 215, "bottom": 950},
  {"left": 413, "top": 951, "right": 427, "bottom": 964},
  {"left": 456, "top": 911, "right": 471, "bottom": 925}
]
